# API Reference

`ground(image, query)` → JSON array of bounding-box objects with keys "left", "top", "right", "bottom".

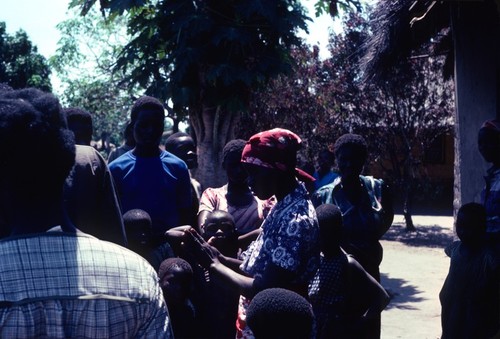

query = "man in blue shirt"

[{"left": 109, "top": 96, "right": 192, "bottom": 238}]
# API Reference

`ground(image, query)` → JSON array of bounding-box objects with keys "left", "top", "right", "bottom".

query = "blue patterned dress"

[{"left": 236, "top": 183, "right": 320, "bottom": 338}]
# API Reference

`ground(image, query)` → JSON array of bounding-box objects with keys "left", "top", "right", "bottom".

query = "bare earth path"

[{"left": 379, "top": 215, "right": 455, "bottom": 339}]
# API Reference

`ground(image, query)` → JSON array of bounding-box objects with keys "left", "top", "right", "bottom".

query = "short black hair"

[
  {"left": 456, "top": 202, "right": 487, "bottom": 245},
  {"left": 63, "top": 107, "right": 92, "bottom": 126},
  {"left": 222, "top": 139, "right": 246, "bottom": 166},
  {"left": 246, "top": 287, "right": 314, "bottom": 339},
  {"left": 316, "top": 204, "right": 343, "bottom": 249},
  {"left": 207, "top": 209, "right": 235, "bottom": 223},
  {"left": 0, "top": 88, "right": 75, "bottom": 199},
  {"left": 158, "top": 257, "right": 193, "bottom": 281},
  {"left": 164, "top": 132, "right": 192, "bottom": 152},
  {"left": 130, "top": 96, "right": 164, "bottom": 124},
  {"left": 123, "top": 209, "right": 152, "bottom": 229},
  {"left": 334, "top": 133, "right": 368, "bottom": 161},
  {"left": 63, "top": 107, "right": 93, "bottom": 144}
]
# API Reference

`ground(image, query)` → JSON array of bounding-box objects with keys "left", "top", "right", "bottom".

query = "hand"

[{"left": 184, "top": 228, "right": 221, "bottom": 269}]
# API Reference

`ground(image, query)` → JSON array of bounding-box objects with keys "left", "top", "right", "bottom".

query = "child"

[
  {"left": 308, "top": 203, "right": 390, "bottom": 339},
  {"left": 159, "top": 258, "right": 200, "bottom": 338},
  {"left": 478, "top": 119, "right": 500, "bottom": 241},
  {"left": 165, "top": 211, "right": 241, "bottom": 338},
  {"left": 439, "top": 202, "right": 499, "bottom": 339},
  {"left": 123, "top": 208, "right": 174, "bottom": 271},
  {"left": 164, "top": 132, "right": 202, "bottom": 232},
  {"left": 201, "top": 209, "right": 239, "bottom": 258},
  {"left": 246, "top": 287, "right": 315, "bottom": 339},
  {"left": 198, "top": 210, "right": 240, "bottom": 339}
]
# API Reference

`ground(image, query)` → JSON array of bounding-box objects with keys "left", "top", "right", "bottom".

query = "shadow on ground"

[
  {"left": 381, "top": 273, "right": 425, "bottom": 310},
  {"left": 382, "top": 223, "right": 454, "bottom": 248}
]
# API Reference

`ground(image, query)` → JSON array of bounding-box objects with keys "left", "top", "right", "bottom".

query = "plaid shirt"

[{"left": 0, "top": 230, "right": 173, "bottom": 338}]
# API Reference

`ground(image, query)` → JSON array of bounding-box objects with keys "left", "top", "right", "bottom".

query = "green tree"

[
  {"left": 245, "top": 8, "right": 454, "bottom": 230},
  {"left": 0, "top": 22, "right": 52, "bottom": 91},
  {"left": 321, "top": 10, "right": 455, "bottom": 230},
  {"left": 50, "top": 7, "right": 139, "bottom": 152},
  {"left": 71, "top": 0, "right": 316, "bottom": 188},
  {"left": 239, "top": 43, "right": 336, "bottom": 164}
]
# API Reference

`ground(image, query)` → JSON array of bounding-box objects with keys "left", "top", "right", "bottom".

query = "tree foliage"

[
  {"left": 239, "top": 44, "right": 334, "bottom": 163},
  {"left": 321, "top": 10, "right": 455, "bottom": 229},
  {"left": 0, "top": 22, "right": 52, "bottom": 91},
  {"left": 313, "top": 0, "right": 362, "bottom": 17},
  {"left": 50, "top": 7, "right": 139, "bottom": 149},
  {"left": 71, "top": 0, "right": 316, "bottom": 188},
  {"left": 245, "top": 9, "right": 455, "bottom": 229}
]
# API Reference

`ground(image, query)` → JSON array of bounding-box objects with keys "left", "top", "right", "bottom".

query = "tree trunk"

[
  {"left": 403, "top": 159, "right": 417, "bottom": 232},
  {"left": 189, "top": 104, "right": 239, "bottom": 190},
  {"left": 403, "top": 189, "right": 416, "bottom": 232}
]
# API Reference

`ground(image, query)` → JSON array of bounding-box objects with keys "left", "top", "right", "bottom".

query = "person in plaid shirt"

[{"left": 0, "top": 87, "right": 173, "bottom": 338}]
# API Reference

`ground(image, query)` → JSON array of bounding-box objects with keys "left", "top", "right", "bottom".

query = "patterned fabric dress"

[
  {"left": 308, "top": 253, "right": 349, "bottom": 334},
  {"left": 312, "top": 175, "right": 386, "bottom": 281},
  {"left": 481, "top": 166, "right": 500, "bottom": 236},
  {"left": 236, "top": 183, "right": 320, "bottom": 338}
]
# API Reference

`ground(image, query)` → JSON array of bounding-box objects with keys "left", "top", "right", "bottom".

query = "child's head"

[
  {"left": 164, "top": 132, "right": 198, "bottom": 169},
  {"left": 123, "top": 209, "right": 152, "bottom": 251},
  {"left": 478, "top": 119, "right": 500, "bottom": 165},
  {"left": 456, "top": 202, "right": 487, "bottom": 247},
  {"left": 246, "top": 287, "right": 314, "bottom": 339},
  {"left": 63, "top": 107, "right": 93, "bottom": 146},
  {"left": 202, "top": 210, "right": 238, "bottom": 257},
  {"left": 158, "top": 257, "right": 193, "bottom": 304},
  {"left": 316, "top": 203, "right": 343, "bottom": 256}
]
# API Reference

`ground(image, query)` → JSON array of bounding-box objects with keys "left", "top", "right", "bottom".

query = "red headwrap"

[{"left": 241, "top": 128, "right": 315, "bottom": 183}]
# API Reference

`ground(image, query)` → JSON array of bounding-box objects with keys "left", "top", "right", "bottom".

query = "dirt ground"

[{"left": 379, "top": 215, "right": 455, "bottom": 339}]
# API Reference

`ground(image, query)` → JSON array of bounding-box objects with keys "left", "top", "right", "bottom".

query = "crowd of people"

[{"left": 0, "top": 86, "right": 497, "bottom": 338}]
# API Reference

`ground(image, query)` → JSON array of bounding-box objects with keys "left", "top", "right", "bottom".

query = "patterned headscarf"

[
  {"left": 480, "top": 119, "right": 500, "bottom": 133},
  {"left": 241, "top": 128, "right": 315, "bottom": 183}
]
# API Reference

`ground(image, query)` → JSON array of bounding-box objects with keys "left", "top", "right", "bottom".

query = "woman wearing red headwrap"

[
  {"left": 478, "top": 119, "right": 500, "bottom": 240},
  {"left": 183, "top": 128, "right": 320, "bottom": 339}
]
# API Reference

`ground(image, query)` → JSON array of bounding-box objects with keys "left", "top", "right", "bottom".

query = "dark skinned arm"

[{"left": 185, "top": 228, "right": 301, "bottom": 299}]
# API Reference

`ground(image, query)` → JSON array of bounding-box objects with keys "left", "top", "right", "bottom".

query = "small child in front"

[
  {"left": 308, "top": 203, "right": 390, "bottom": 339},
  {"left": 439, "top": 202, "right": 499, "bottom": 339}
]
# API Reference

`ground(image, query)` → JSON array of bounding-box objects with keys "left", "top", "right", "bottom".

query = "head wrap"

[
  {"left": 480, "top": 119, "right": 500, "bottom": 133},
  {"left": 241, "top": 128, "right": 315, "bottom": 183}
]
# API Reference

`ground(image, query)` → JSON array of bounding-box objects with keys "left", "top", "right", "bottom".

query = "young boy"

[
  {"left": 308, "top": 203, "right": 390, "bottom": 339},
  {"left": 123, "top": 208, "right": 174, "bottom": 271},
  {"left": 159, "top": 257, "right": 200, "bottom": 338},
  {"left": 247, "top": 287, "right": 315, "bottom": 339},
  {"left": 439, "top": 202, "right": 499, "bottom": 339},
  {"left": 164, "top": 132, "right": 202, "bottom": 232},
  {"left": 201, "top": 209, "right": 239, "bottom": 258}
]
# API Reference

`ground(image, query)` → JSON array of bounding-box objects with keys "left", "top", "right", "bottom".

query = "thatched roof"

[{"left": 360, "top": 0, "right": 454, "bottom": 84}]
